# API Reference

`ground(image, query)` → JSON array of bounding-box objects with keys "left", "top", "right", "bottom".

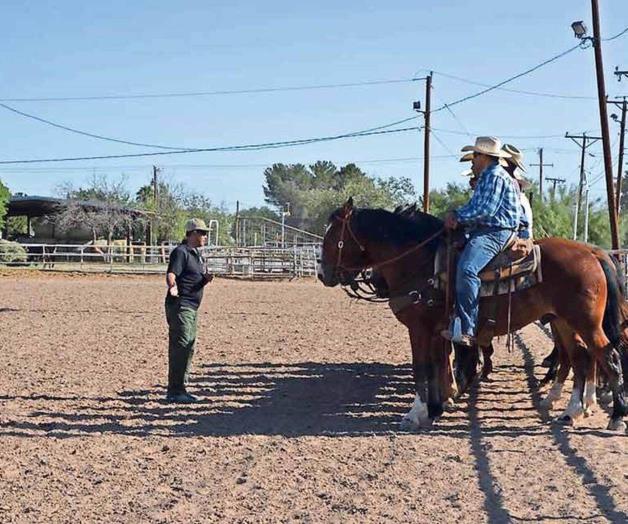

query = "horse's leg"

[
  {"left": 597, "top": 364, "right": 613, "bottom": 406},
  {"left": 401, "top": 325, "right": 433, "bottom": 429},
  {"left": 540, "top": 321, "right": 573, "bottom": 409},
  {"left": 541, "top": 345, "right": 571, "bottom": 409},
  {"left": 580, "top": 328, "right": 628, "bottom": 431},
  {"left": 583, "top": 359, "right": 597, "bottom": 416},
  {"left": 480, "top": 343, "right": 494, "bottom": 381},
  {"left": 541, "top": 326, "right": 572, "bottom": 409},
  {"left": 539, "top": 322, "right": 561, "bottom": 386},
  {"left": 428, "top": 337, "right": 450, "bottom": 419},
  {"left": 438, "top": 338, "right": 457, "bottom": 408},
  {"left": 453, "top": 343, "right": 479, "bottom": 396},
  {"left": 547, "top": 321, "right": 587, "bottom": 424}
]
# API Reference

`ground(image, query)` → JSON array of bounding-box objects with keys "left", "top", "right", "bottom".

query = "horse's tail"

[{"left": 599, "top": 256, "right": 625, "bottom": 348}]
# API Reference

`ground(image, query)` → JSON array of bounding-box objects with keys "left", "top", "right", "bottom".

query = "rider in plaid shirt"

[
  {"left": 442, "top": 137, "right": 520, "bottom": 346},
  {"left": 456, "top": 162, "right": 521, "bottom": 230}
]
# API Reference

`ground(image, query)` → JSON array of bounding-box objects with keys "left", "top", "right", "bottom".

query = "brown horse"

[
  {"left": 318, "top": 198, "right": 627, "bottom": 431},
  {"left": 541, "top": 247, "right": 628, "bottom": 418}
]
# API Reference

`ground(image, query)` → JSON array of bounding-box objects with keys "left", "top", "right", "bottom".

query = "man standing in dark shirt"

[{"left": 165, "top": 218, "right": 214, "bottom": 403}]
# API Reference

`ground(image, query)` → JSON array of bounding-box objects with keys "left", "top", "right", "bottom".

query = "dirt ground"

[{"left": 0, "top": 271, "right": 626, "bottom": 523}]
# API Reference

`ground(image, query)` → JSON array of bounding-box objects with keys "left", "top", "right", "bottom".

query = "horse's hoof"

[
  {"left": 555, "top": 414, "right": 575, "bottom": 426},
  {"left": 421, "top": 417, "right": 434, "bottom": 429},
  {"left": 443, "top": 399, "right": 457, "bottom": 412},
  {"left": 540, "top": 398, "right": 554, "bottom": 410},
  {"left": 606, "top": 419, "right": 627, "bottom": 432},
  {"left": 598, "top": 391, "right": 613, "bottom": 406},
  {"left": 400, "top": 415, "right": 434, "bottom": 431},
  {"left": 400, "top": 416, "right": 420, "bottom": 432},
  {"left": 583, "top": 406, "right": 596, "bottom": 418}
]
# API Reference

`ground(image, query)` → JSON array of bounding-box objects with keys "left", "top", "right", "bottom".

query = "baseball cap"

[{"left": 185, "top": 218, "right": 210, "bottom": 233}]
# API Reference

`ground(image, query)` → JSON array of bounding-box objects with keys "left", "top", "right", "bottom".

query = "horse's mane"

[{"left": 349, "top": 204, "right": 444, "bottom": 253}]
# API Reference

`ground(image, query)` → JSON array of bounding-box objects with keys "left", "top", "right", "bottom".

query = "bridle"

[
  {"left": 334, "top": 209, "right": 366, "bottom": 273},
  {"left": 332, "top": 208, "right": 445, "bottom": 275}
]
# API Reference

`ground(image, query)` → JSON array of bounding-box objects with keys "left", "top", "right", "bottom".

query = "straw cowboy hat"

[
  {"left": 502, "top": 144, "right": 527, "bottom": 172},
  {"left": 502, "top": 144, "right": 532, "bottom": 189},
  {"left": 460, "top": 136, "right": 512, "bottom": 159}
]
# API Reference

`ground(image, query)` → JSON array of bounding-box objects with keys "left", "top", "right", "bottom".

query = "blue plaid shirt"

[{"left": 455, "top": 161, "right": 520, "bottom": 230}]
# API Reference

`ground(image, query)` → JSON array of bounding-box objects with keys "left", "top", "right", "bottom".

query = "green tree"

[
  {"left": 425, "top": 182, "right": 472, "bottom": 219},
  {"left": 0, "top": 178, "right": 10, "bottom": 231},
  {"left": 262, "top": 161, "right": 416, "bottom": 233},
  {"left": 136, "top": 180, "right": 188, "bottom": 243},
  {"left": 299, "top": 175, "right": 417, "bottom": 233}
]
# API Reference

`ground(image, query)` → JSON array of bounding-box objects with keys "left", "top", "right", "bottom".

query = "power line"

[
  {"left": 0, "top": 102, "right": 195, "bottom": 151},
  {"left": 0, "top": 77, "right": 421, "bottom": 103},
  {"left": 433, "top": 43, "right": 583, "bottom": 111},
  {"left": 0, "top": 98, "right": 418, "bottom": 151},
  {"left": 603, "top": 26, "right": 628, "bottom": 41},
  {"left": 432, "top": 70, "right": 597, "bottom": 100},
  {"left": 431, "top": 127, "right": 568, "bottom": 139},
  {"left": 0, "top": 125, "right": 421, "bottom": 165},
  {"left": 430, "top": 130, "right": 457, "bottom": 157},
  {"left": 441, "top": 102, "right": 474, "bottom": 137}
]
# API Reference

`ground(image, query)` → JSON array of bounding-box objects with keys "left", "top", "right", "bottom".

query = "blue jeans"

[{"left": 455, "top": 228, "right": 514, "bottom": 336}]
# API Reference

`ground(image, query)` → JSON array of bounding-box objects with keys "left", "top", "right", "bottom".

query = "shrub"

[{"left": 0, "top": 239, "right": 28, "bottom": 263}]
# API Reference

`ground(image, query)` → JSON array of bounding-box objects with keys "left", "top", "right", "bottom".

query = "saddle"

[{"left": 436, "top": 235, "right": 542, "bottom": 298}]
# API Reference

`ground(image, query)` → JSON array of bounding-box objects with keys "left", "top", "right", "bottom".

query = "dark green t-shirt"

[{"left": 165, "top": 244, "right": 206, "bottom": 310}]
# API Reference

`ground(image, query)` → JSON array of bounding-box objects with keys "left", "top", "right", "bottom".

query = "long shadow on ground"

[{"left": 1, "top": 362, "right": 417, "bottom": 438}]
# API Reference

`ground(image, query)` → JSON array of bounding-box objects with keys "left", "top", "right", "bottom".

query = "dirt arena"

[{"left": 0, "top": 271, "right": 626, "bottom": 523}]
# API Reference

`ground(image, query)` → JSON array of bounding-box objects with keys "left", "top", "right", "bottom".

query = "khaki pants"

[{"left": 165, "top": 301, "right": 198, "bottom": 394}]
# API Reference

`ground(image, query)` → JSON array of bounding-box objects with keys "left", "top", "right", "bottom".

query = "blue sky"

[{"left": 0, "top": 0, "right": 627, "bottom": 211}]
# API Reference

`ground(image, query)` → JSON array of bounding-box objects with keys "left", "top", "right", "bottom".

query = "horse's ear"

[{"left": 341, "top": 197, "right": 354, "bottom": 217}]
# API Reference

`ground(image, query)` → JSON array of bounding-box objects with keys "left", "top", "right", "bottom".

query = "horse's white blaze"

[
  {"left": 583, "top": 379, "right": 597, "bottom": 411},
  {"left": 404, "top": 393, "right": 429, "bottom": 425}
]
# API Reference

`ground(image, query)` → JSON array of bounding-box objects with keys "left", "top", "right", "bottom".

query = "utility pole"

[
  {"left": 583, "top": 171, "right": 591, "bottom": 243},
  {"left": 280, "top": 202, "right": 291, "bottom": 248},
  {"left": 608, "top": 96, "right": 627, "bottom": 213},
  {"left": 413, "top": 74, "right": 432, "bottom": 212},
  {"left": 615, "top": 66, "right": 628, "bottom": 81},
  {"left": 590, "top": 0, "right": 620, "bottom": 249},
  {"left": 423, "top": 72, "right": 432, "bottom": 213},
  {"left": 545, "top": 177, "right": 566, "bottom": 201},
  {"left": 235, "top": 200, "right": 240, "bottom": 246},
  {"left": 529, "top": 148, "right": 553, "bottom": 201},
  {"left": 151, "top": 166, "right": 160, "bottom": 246},
  {"left": 565, "top": 132, "right": 600, "bottom": 240}
]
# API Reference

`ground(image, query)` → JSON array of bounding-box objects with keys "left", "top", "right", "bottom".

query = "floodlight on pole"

[{"left": 571, "top": 21, "right": 588, "bottom": 39}]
